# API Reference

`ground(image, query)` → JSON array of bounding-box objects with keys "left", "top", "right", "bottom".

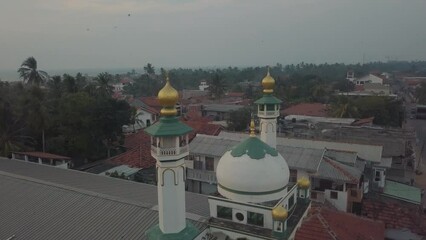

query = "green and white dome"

[{"left": 216, "top": 134, "right": 290, "bottom": 203}]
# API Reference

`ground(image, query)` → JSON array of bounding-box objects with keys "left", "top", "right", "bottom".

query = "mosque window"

[
  {"left": 288, "top": 195, "right": 295, "bottom": 209},
  {"left": 266, "top": 104, "right": 275, "bottom": 111},
  {"left": 194, "top": 160, "right": 203, "bottom": 170},
  {"left": 205, "top": 157, "right": 214, "bottom": 171},
  {"left": 235, "top": 212, "right": 244, "bottom": 221},
  {"left": 247, "top": 212, "right": 264, "bottom": 226},
  {"left": 289, "top": 170, "right": 297, "bottom": 183},
  {"left": 217, "top": 206, "right": 232, "bottom": 220}
]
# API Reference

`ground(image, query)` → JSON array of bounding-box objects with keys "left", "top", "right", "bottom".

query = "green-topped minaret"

[
  {"left": 145, "top": 74, "right": 199, "bottom": 240},
  {"left": 254, "top": 67, "right": 282, "bottom": 148}
]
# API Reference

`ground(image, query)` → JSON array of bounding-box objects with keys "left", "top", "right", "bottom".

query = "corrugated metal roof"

[
  {"left": 203, "top": 104, "right": 244, "bottom": 112},
  {"left": 0, "top": 158, "right": 210, "bottom": 218},
  {"left": 190, "top": 134, "right": 324, "bottom": 172},
  {"left": 276, "top": 146, "right": 324, "bottom": 172},
  {"left": 316, "top": 157, "right": 361, "bottom": 183},
  {"left": 324, "top": 149, "right": 357, "bottom": 166},
  {"left": 189, "top": 134, "right": 238, "bottom": 157}
]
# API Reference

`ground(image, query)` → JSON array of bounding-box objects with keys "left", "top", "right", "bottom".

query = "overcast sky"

[{"left": 1, "top": 0, "right": 426, "bottom": 70}]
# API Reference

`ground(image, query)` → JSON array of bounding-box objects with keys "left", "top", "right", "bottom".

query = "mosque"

[{"left": 144, "top": 70, "right": 311, "bottom": 240}]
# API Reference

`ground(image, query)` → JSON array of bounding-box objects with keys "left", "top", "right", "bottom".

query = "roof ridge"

[
  {"left": 0, "top": 169, "right": 150, "bottom": 209},
  {"left": 323, "top": 157, "right": 358, "bottom": 183},
  {"left": 317, "top": 213, "right": 338, "bottom": 240}
]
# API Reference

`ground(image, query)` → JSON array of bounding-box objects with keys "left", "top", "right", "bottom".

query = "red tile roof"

[
  {"left": 355, "top": 85, "right": 365, "bottom": 91},
  {"left": 184, "top": 120, "right": 222, "bottom": 140},
  {"left": 226, "top": 92, "right": 245, "bottom": 97},
  {"left": 140, "top": 96, "right": 162, "bottom": 109},
  {"left": 111, "top": 119, "right": 221, "bottom": 168},
  {"left": 14, "top": 152, "right": 70, "bottom": 160},
  {"left": 361, "top": 197, "right": 426, "bottom": 236},
  {"left": 296, "top": 206, "right": 385, "bottom": 240},
  {"left": 351, "top": 117, "right": 374, "bottom": 126},
  {"left": 109, "top": 131, "right": 156, "bottom": 169},
  {"left": 282, "top": 103, "right": 328, "bottom": 117}
]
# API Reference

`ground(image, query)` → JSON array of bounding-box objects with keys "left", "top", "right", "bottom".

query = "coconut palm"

[
  {"left": 17, "top": 57, "right": 49, "bottom": 85},
  {"left": 94, "top": 72, "right": 114, "bottom": 98},
  {"left": 208, "top": 73, "right": 226, "bottom": 99}
]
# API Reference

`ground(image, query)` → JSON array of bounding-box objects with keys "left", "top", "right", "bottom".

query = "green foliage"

[
  {"left": 329, "top": 96, "right": 404, "bottom": 127},
  {"left": 227, "top": 107, "right": 252, "bottom": 131},
  {"left": 0, "top": 70, "right": 132, "bottom": 160},
  {"left": 208, "top": 73, "right": 226, "bottom": 99},
  {"left": 415, "top": 82, "right": 426, "bottom": 104},
  {"left": 17, "top": 57, "right": 49, "bottom": 85}
]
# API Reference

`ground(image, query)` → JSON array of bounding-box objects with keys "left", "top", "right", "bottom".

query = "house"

[
  {"left": 201, "top": 104, "right": 245, "bottom": 121},
  {"left": 282, "top": 103, "right": 328, "bottom": 118},
  {"left": 353, "top": 74, "right": 384, "bottom": 85},
  {"left": 11, "top": 151, "right": 72, "bottom": 169},
  {"left": 187, "top": 133, "right": 369, "bottom": 213}
]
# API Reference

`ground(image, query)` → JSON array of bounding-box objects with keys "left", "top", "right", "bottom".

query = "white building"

[{"left": 353, "top": 74, "right": 384, "bottom": 85}]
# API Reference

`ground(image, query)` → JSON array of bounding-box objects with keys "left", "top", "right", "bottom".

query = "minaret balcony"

[
  {"left": 258, "top": 109, "right": 279, "bottom": 118},
  {"left": 151, "top": 145, "right": 189, "bottom": 161}
]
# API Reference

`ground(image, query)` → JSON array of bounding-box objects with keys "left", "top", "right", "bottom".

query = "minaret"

[
  {"left": 254, "top": 68, "right": 282, "bottom": 148},
  {"left": 145, "top": 75, "right": 198, "bottom": 239}
]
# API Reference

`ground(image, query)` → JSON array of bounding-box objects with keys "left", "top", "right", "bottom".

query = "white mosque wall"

[
  {"left": 208, "top": 197, "right": 275, "bottom": 229},
  {"left": 209, "top": 227, "right": 267, "bottom": 240}
]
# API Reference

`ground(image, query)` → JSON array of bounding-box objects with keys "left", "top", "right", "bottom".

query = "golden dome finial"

[
  {"left": 272, "top": 206, "right": 288, "bottom": 221},
  {"left": 158, "top": 71, "right": 179, "bottom": 116},
  {"left": 297, "top": 177, "right": 311, "bottom": 189},
  {"left": 249, "top": 119, "right": 256, "bottom": 137},
  {"left": 262, "top": 66, "right": 275, "bottom": 94}
]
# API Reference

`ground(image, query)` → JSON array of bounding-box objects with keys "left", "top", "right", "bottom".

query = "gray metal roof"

[
  {"left": 276, "top": 145, "right": 324, "bottom": 172},
  {"left": 203, "top": 104, "right": 244, "bottom": 113},
  {"left": 189, "top": 134, "right": 238, "bottom": 157},
  {"left": 316, "top": 157, "right": 362, "bottom": 183},
  {"left": 324, "top": 149, "right": 357, "bottom": 166},
  {"left": 0, "top": 158, "right": 209, "bottom": 239},
  {"left": 191, "top": 134, "right": 325, "bottom": 172}
]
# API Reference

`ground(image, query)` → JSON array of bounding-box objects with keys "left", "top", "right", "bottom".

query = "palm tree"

[
  {"left": 208, "top": 73, "right": 226, "bottom": 99},
  {"left": 17, "top": 57, "right": 49, "bottom": 85},
  {"left": 144, "top": 63, "right": 155, "bottom": 75},
  {"left": 329, "top": 96, "right": 359, "bottom": 118},
  {"left": 94, "top": 72, "right": 114, "bottom": 98},
  {"left": 129, "top": 107, "right": 144, "bottom": 132}
]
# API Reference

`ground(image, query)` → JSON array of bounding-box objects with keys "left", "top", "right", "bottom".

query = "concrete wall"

[{"left": 324, "top": 189, "right": 347, "bottom": 212}]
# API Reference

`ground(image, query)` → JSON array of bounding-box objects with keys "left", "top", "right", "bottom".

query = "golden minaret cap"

[
  {"left": 158, "top": 73, "right": 179, "bottom": 116},
  {"left": 249, "top": 119, "right": 256, "bottom": 137},
  {"left": 297, "top": 177, "right": 311, "bottom": 189},
  {"left": 261, "top": 67, "right": 275, "bottom": 94},
  {"left": 272, "top": 205, "right": 288, "bottom": 221}
]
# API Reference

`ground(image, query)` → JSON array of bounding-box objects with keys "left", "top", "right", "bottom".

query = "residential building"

[
  {"left": 201, "top": 104, "right": 245, "bottom": 121},
  {"left": 353, "top": 74, "right": 384, "bottom": 85},
  {"left": 11, "top": 151, "right": 72, "bottom": 169}
]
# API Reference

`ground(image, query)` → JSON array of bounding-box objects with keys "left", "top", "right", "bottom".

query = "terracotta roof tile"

[
  {"left": 14, "top": 152, "right": 70, "bottom": 160},
  {"left": 109, "top": 131, "right": 155, "bottom": 169},
  {"left": 282, "top": 103, "right": 328, "bottom": 117},
  {"left": 361, "top": 197, "right": 426, "bottom": 235},
  {"left": 296, "top": 206, "right": 385, "bottom": 240}
]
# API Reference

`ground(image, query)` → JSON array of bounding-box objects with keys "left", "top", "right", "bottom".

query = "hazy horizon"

[{"left": 1, "top": 0, "right": 426, "bottom": 73}]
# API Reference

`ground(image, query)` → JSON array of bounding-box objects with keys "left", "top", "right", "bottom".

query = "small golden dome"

[
  {"left": 158, "top": 75, "right": 179, "bottom": 116},
  {"left": 272, "top": 206, "right": 288, "bottom": 221},
  {"left": 249, "top": 119, "right": 256, "bottom": 137},
  {"left": 297, "top": 177, "right": 311, "bottom": 189},
  {"left": 261, "top": 68, "right": 275, "bottom": 94}
]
